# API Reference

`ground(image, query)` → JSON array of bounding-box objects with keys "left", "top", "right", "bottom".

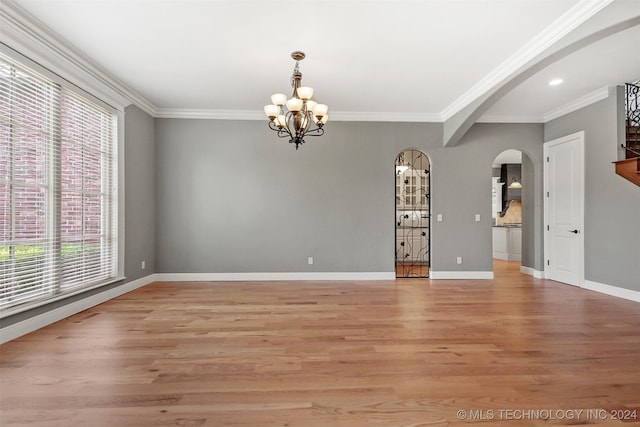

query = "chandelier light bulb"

[
  {"left": 312, "top": 103, "right": 328, "bottom": 117},
  {"left": 271, "top": 93, "right": 287, "bottom": 106},
  {"left": 297, "top": 86, "right": 314, "bottom": 100},
  {"left": 286, "top": 97, "right": 303, "bottom": 112},
  {"left": 264, "top": 104, "right": 279, "bottom": 119}
]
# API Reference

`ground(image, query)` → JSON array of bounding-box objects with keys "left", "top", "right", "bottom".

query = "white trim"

[
  {"left": 429, "top": 271, "right": 494, "bottom": 280},
  {"left": 441, "top": 0, "right": 614, "bottom": 121},
  {"left": 477, "top": 114, "right": 544, "bottom": 123},
  {"left": 0, "top": 275, "right": 125, "bottom": 319},
  {"left": 155, "top": 272, "right": 395, "bottom": 282},
  {"left": 0, "top": 275, "right": 157, "bottom": 344},
  {"left": 155, "top": 109, "right": 264, "bottom": 120},
  {"left": 582, "top": 280, "right": 640, "bottom": 303},
  {"left": 330, "top": 111, "right": 443, "bottom": 123},
  {"left": 543, "top": 86, "right": 610, "bottom": 122},
  {"left": 155, "top": 108, "right": 443, "bottom": 123},
  {"left": 0, "top": 0, "right": 155, "bottom": 114},
  {"left": 520, "top": 265, "right": 545, "bottom": 279}
]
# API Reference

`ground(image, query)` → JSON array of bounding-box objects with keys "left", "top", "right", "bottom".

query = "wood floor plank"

[{"left": 1, "top": 261, "right": 639, "bottom": 426}]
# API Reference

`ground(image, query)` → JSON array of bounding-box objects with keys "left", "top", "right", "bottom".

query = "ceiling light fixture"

[
  {"left": 508, "top": 176, "right": 522, "bottom": 188},
  {"left": 548, "top": 78, "right": 564, "bottom": 86},
  {"left": 264, "top": 51, "right": 329, "bottom": 150}
]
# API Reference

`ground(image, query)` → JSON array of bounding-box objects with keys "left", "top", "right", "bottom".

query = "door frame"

[{"left": 543, "top": 131, "right": 585, "bottom": 286}]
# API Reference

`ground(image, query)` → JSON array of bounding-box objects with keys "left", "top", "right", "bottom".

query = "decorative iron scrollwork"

[
  {"left": 623, "top": 82, "right": 640, "bottom": 157},
  {"left": 395, "top": 149, "right": 430, "bottom": 278}
]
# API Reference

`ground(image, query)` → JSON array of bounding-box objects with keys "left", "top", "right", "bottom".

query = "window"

[{"left": 0, "top": 53, "right": 118, "bottom": 313}]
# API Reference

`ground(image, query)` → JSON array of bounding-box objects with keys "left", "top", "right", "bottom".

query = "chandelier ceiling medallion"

[{"left": 264, "top": 51, "right": 328, "bottom": 150}]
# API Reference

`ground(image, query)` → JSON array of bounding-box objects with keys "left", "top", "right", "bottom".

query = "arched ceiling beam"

[{"left": 443, "top": 12, "right": 640, "bottom": 147}]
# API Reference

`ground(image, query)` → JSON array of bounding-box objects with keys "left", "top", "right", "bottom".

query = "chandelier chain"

[{"left": 291, "top": 61, "right": 301, "bottom": 88}]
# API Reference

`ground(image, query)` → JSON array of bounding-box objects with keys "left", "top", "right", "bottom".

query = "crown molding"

[
  {"left": 478, "top": 86, "right": 614, "bottom": 123},
  {"left": 476, "top": 114, "right": 544, "bottom": 124},
  {"left": 0, "top": 0, "right": 157, "bottom": 115},
  {"left": 155, "top": 109, "right": 264, "bottom": 120},
  {"left": 156, "top": 109, "right": 443, "bottom": 122},
  {"left": 543, "top": 86, "right": 610, "bottom": 122},
  {"left": 440, "top": 0, "right": 614, "bottom": 121},
  {"left": 330, "top": 111, "right": 442, "bottom": 122}
]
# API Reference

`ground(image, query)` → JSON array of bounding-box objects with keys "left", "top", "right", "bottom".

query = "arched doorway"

[
  {"left": 491, "top": 149, "right": 523, "bottom": 273},
  {"left": 395, "top": 149, "right": 430, "bottom": 278}
]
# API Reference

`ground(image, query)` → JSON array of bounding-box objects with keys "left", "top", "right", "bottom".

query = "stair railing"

[{"left": 623, "top": 82, "right": 640, "bottom": 157}]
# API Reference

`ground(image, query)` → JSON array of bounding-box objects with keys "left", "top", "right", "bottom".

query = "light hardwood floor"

[{"left": 1, "top": 261, "right": 639, "bottom": 426}]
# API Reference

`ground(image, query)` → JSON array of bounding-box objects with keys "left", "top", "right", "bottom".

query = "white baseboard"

[
  {"left": 429, "top": 271, "right": 494, "bottom": 279},
  {"left": 582, "top": 280, "right": 640, "bottom": 303},
  {"left": 520, "top": 265, "right": 545, "bottom": 278},
  {"left": 155, "top": 272, "right": 396, "bottom": 281},
  {"left": 0, "top": 274, "right": 157, "bottom": 344}
]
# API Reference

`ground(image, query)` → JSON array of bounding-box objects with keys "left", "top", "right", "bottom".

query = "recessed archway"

[
  {"left": 395, "top": 149, "right": 430, "bottom": 278},
  {"left": 491, "top": 149, "right": 524, "bottom": 273}
]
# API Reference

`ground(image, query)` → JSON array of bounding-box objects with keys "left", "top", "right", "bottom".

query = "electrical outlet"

[
  {"left": 456, "top": 257, "right": 462, "bottom": 265},
  {"left": 437, "top": 214, "right": 443, "bottom": 222},
  {"left": 475, "top": 214, "right": 481, "bottom": 222},
  {"left": 141, "top": 260, "right": 146, "bottom": 270},
  {"left": 308, "top": 257, "right": 314, "bottom": 265}
]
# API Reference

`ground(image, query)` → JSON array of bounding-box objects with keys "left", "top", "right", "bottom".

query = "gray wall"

[
  {"left": 445, "top": 123, "right": 544, "bottom": 272},
  {"left": 520, "top": 152, "right": 544, "bottom": 270},
  {"left": 0, "top": 105, "right": 156, "bottom": 329},
  {"left": 545, "top": 87, "right": 640, "bottom": 291},
  {"left": 155, "top": 119, "right": 544, "bottom": 275},
  {"left": 124, "top": 105, "right": 156, "bottom": 280}
]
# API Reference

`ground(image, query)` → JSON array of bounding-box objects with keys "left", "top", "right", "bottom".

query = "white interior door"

[{"left": 544, "top": 131, "right": 585, "bottom": 286}]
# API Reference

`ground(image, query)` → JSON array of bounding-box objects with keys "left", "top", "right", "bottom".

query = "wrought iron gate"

[{"left": 395, "top": 149, "right": 430, "bottom": 278}]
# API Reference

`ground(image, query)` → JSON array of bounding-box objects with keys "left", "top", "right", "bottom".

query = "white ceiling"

[
  {"left": 482, "top": 22, "right": 640, "bottom": 122},
  {"left": 7, "top": 0, "right": 640, "bottom": 122}
]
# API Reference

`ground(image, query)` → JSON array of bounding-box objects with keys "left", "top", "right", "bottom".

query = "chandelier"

[{"left": 263, "top": 51, "right": 328, "bottom": 149}]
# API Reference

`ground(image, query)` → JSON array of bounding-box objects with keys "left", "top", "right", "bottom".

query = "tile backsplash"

[{"left": 496, "top": 199, "right": 522, "bottom": 225}]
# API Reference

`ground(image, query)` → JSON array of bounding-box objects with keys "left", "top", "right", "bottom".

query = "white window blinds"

[{"left": 0, "top": 53, "right": 118, "bottom": 313}]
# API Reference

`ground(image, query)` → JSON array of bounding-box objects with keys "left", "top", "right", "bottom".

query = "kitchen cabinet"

[
  {"left": 500, "top": 164, "right": 521, "bottom": 212},
  {"left": 492, "top": 177, "right": 503, "bottom": 220},
  {"left": 396, "top": 229, "right": 428, "bottom": 263},
  {"left": 396, "top": 170, "right": 429, "bottom": 209},
  {"left": 396, "top": 210, "right": 429, "bottom": 228},
  {"left": 492, "top": 226, "right": 521, "bottom": 261}
]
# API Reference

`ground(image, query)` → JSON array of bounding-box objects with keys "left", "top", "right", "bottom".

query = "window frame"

[{"left": 0, "top": 44, "right": 125, "bottom": 318}]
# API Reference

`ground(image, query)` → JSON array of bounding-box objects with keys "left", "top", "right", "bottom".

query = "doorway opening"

[
  {"left": 491, "top": 149, "right": 523, "bottom": 273},
  {"left": 395, "top": 149, "right": 430, "bottom": 278}
]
